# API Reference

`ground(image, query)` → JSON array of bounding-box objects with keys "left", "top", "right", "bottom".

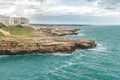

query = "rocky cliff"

[
  {"left": 0, "top": 37, "right": 96, "bottom": 55},
  {"left": 0, "top": 26, "right": 97, "bottom": 55}
]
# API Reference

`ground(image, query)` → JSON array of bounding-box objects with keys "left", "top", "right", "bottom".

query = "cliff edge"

[
  {"left": 0, "top": 37, "right": 96, "bottom": 55},
  {"left": 0, "top": 25, "right": 97, "bottom": 55}
]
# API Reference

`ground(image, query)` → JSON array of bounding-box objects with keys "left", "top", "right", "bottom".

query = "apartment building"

[
  {"left": 14, "top": 17, "right": 29, "bottom": 25},
  {"left": 0, "top": 15, "right": 9, "bottom": 25},
  {"left": 0, "top": 15, "right": 29, "bottom": 26}
]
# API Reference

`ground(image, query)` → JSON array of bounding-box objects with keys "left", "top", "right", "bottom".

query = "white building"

[
  {"left": 14, "top": 17, "right": 29, "bottom": 25},
  {"left": 0, "top": 15, "right": 29, "bottom": 26},
  {"left": 0, "top": 15, "right": 9, "bottom": 25},
  {"left": 9, "top": 17, "right": 14, "bottom": 25}
]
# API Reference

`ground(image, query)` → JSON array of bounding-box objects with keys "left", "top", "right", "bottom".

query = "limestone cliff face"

[{"left": 0, "top": 37, "right": 96, "bottom": 55}]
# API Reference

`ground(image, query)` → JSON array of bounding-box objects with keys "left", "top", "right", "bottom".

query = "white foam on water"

[
  {"left": 0, "top": 53, "right": 73, "bottom": 57},
  {"left": 78, "top": 29, "right": 85, "bottom": 35},
  {"left": 0, "top": 55, "right": 10, "bottom": 58},
  {"left": 95, "top": 43, "right": 107, "bottom": 51},
  {"left": 52, "top": 53, "right": 73, "bottom": 56},
  {"left": 78, "top": 33, "right": 84, "bottom": 36},
  {"left": 49, "top": 62, "right": 79, "bottom": 78},
  {"left": 30, "top": 53, "right": 73, "bottom": 56},
  {"left": 74, "top": 53, "right": 85, "bottom": 60},
  {"left": 49, "top": 61, "right": 75, "bottom": 73},
  {"left": 89, "top": 43, "right": 107, "bottom": 52},
  {"left": 50, "top": 72, "right": 70, "bottom": 79}
]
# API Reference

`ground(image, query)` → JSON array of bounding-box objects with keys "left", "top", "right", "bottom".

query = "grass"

[
  {"left": 0, "top": 24, "right": 37, "bottom": 37},
  {"left": 0, "top": 23, "right": 9, "bottom": 31},
  {"left": 0, "top": 32, "right": 4, "bottom": 37},
  {"left": 10, "top": 26, "right": 35, "bottom": 36},
  {"left": 0, "top": 23, "right": 45, "bottom": 38},
  {"left": 1, "top": 27, "right": 9, "bottom": 31}
]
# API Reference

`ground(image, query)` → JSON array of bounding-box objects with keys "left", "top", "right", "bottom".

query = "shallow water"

[{"left": 0, "top": 25, "right": 120, "bottom": 80}]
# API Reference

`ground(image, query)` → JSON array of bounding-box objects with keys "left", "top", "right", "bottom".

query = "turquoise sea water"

[{"left": 0, "top": 25, "right": 120, "bottom": 80}]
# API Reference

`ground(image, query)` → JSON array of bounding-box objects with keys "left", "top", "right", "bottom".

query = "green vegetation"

[
  {"left": 0, "top": 23, "right": 6, "bottom": 28},
  {"left": 1, "top": 26, "right": 9, "bottom": 31},
  {"left": 0, "top": 23, "right": 9, "bottom": 31},
  {"left": 0, "top": 32, "right": 4, "bottom": 37},
  {"left": 10, "top": 25, "right": 34, "bottom": 36},
  {"left": 0, "top": 24, "right": 36, "bottom": 37}
]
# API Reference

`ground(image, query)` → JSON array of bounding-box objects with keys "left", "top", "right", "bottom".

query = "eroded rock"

[
  {"left": 34, "top": 27, "right": 80, "bottom": 36},
  {"left": 0, "top": 37, "right": 96, "bottom": 55}
]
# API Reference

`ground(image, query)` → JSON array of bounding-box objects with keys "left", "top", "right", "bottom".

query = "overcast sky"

[{"left": 0, "top": 0, "right": 120, "bottom": 24}]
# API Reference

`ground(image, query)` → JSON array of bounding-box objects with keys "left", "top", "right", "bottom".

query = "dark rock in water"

[{"left": 0, "top": 37, "right": 96, "bottom": 55}]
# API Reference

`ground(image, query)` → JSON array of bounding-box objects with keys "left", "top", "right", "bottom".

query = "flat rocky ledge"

[
  {"left": 34, "top": 27, "right": 80, "bottom": 36},
  {"left": 0, "top": 37, "right": 96, "bottom": 55}
]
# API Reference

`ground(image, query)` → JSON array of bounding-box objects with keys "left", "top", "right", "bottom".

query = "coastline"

[{"left": 0, "top": 25, "right": 96, "bottom": 55}]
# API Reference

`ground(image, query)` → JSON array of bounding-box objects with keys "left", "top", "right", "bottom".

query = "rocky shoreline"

[
  {"left": 0, "top": 27, "right": 97, "bottom": 55},
  {"left": 0, "top": 37, "right": 96, "bottom": 55},
  {"left": 34, "top": 27, "right": 80, "bottom": 36}
]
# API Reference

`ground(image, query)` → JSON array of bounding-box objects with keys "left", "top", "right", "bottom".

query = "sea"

[{"left": 0, "top": 25, "right": 120, "bottom": 80}]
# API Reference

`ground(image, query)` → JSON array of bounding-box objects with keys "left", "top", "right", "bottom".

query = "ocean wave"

[
  {"left": 73, "top": 52, "right": 85, "bottom": 60},
  {"left": 88, "top": 43, "right": 107, "bottom": 52},
  {"left": 50, "top": 72, "right": 70, "bottom": 79}
]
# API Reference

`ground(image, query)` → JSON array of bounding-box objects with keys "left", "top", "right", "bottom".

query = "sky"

[{"left": 0, "top": 0, "right": 120, "bottom": 24}]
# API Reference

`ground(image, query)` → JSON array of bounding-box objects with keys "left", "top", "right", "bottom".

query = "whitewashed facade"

[
  {"left": 0, "top": 16, "right": 9, "bottom": 25},
  {"left": 0, "top": 15, "right": 29, "bottom": 26}
]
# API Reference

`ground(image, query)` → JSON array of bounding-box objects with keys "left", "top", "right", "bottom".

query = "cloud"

[
  {"left": 97, "top": 0, "right": 120, "bottom": 10},
  {"left": 0, "top": 0, "right": 120, "bottom": 17},
  {"left": 0, "top": 0, "right": 120, "bottom": 24},
  {"left": 0, "top": 0, "right": 41, "bottom": 17}
]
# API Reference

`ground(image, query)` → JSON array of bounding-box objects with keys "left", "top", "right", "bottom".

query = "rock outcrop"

[
  {"left": 34, "top": 27, "right": 80, "bottom": 36},
  {"left": 0, "top": 37, "right": 96, "bottom": 55}
]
